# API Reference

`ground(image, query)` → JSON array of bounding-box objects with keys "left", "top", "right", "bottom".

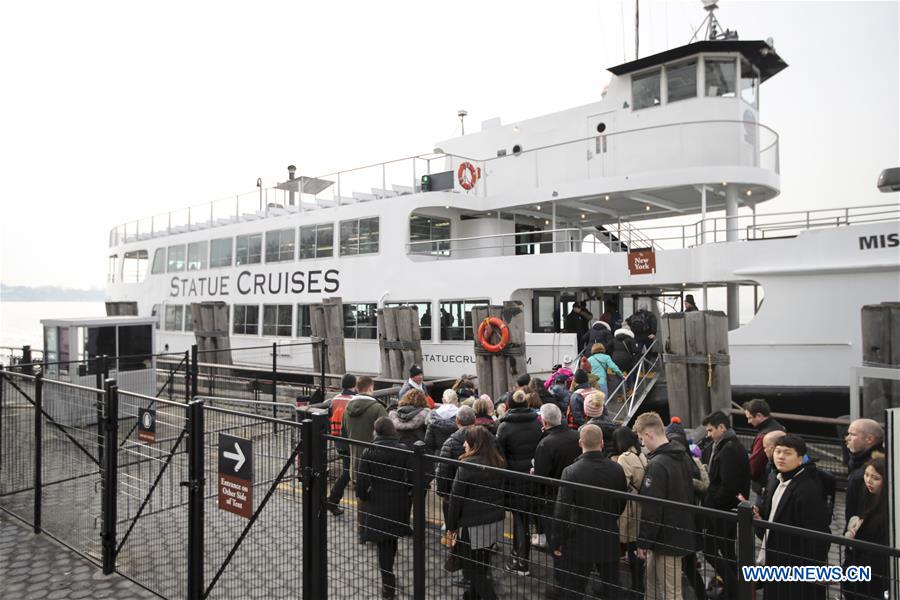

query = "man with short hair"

[
  {"left": 701, "top": 410, "right": 750, "bottom": 599},
  {"left": 742, "top": 398, "right": 785, "bottom": 495},
  {"left": 563, "top": 302, "right": 593, "bottom": 351},
  {"left": 342, "top": 375, "right": 387, "bottom": 482},
  {"left": 532, "top": 404, "right": 580, "bottom": 550},
  {"left": 324, "top": 373, "right": 357, "bottom": 515},
  {"left": 844, "top": 418, "right": 885, "bottom": 522},
  {"left": 551, "top": 425, "right": 627, "bottom": 600},
  {"left": 755, "top": 434, "right": 830, "bottom": 600},
  {"left": 633, "top": 412, "right": 699, "bottom": 600},
  {"left": 755, "top": 429, "right": 786, "bottom": 511}
]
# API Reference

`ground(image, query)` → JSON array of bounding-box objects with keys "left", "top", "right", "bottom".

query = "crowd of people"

[{"left": 314, "top": 367, "right": 891, "bottom": 600}]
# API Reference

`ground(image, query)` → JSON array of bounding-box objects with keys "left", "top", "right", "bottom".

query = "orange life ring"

[
  {"left": 457, "top": 161, "right": 477, "bottom": 190},
  {"left": 477, "top": 317, "right": 510, "bottom": 353}
]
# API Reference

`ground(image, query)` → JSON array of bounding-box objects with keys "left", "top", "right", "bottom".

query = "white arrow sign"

[{"left": 223, "top": 443, "right": 246, "bottom": 472}]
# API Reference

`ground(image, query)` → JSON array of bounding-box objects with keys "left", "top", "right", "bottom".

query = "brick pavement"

[{"left": 0, "top": 512, "right": 158, "bottom": 600}]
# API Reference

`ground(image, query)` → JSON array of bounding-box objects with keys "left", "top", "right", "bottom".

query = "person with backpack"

[
  {"left": 626, "top": 307, "right": 657, "bottom": 355},
  {"left": 581, "top": 320, "right": 613, "bottom": 357},
  {"left": 566, "top": 369, "right": 601, "bottom": 429},
  {"left": 608, "top": 326, "right": 638, "bottom": 400}
]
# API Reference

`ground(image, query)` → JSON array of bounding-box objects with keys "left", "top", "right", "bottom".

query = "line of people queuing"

[{"left": 318, "top": 368, "right": 890, "bottom": 600}]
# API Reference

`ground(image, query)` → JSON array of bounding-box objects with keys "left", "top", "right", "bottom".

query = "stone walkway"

[{"left": 0, "top": 512, "right": 158, "bottom": 600}]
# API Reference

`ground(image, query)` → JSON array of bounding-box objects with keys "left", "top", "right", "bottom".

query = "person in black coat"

[
  {"left": 755, "top": 434, "right": 831, "bottom": 600},
  {"left": 633, "top": 412, "right": 701, "bottom": 600},
  {"left": 446, "top": 426, "right": 507, "bottom": 600},
  {"left": 701, "top": 411, "right": 751, "bottom": 599},
  {"left": 532, "top": 404, "right": 581, "bottom": 551},
  {"left": 843, "top": 419, "right": 885, "bottom": 525},
  {"left": 551, "top": 424, "right": 627, "bottom": 600},
  {"left": 496, "top": 394, "right": 542, "bottom": 575},
  {"left": 564, "top": 302, "right": 593, "bottom": 351},
  {"left": 842, "top": 455, "right": 889, "bottom": 600},
  {"left": 435, "top": 407, "right": 477, "bottom": 497},
  {"left": 356, "top": 418, "right": 413, "bottom": 599},
  {"left": 581, "top": 320, "right": 613, "bottom": 356}
]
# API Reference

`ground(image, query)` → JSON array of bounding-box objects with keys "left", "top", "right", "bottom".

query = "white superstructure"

[{"left": 105, "top": 33, "right": 900, "bottom": 399}]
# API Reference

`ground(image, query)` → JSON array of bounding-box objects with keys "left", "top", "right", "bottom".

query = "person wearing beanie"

[
  {"left": 567, "top": 369, "right": 601, "bottom": 429},
  {"left": 664, "top": 416, "right": 687, "bottom": 441},
  {"left": 516, "top": 373, "right": 532, "bottom": 388},
  {"left": 399, "top": 365, "right": 435, "bottom": 408},
  {"left": 683, "top": 294, "right": 698, "bottom": 312},
  {"left": 322, "top": 373, "right": 358, "bottom": 515}
]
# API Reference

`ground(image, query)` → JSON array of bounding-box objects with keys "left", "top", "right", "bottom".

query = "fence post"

[
  {"left": 21, "top": 346, "right": 33, "bottom": 375},
  {"left": 319, "top": 340, "right": 326, "bottom": 400},
  {"left": 101, "top": 378, "right": 119, "bottom": 574},
  {"left": 95, "top": 355, "right": 106, "bottom": 463},
  {"left": 190, "top": 345, "right": 198, "bottom": 401},
  {"left": 272, "top": 342, "right": 278, "bottom": 427},
  {"left": 33, "top": 372, "right": 43, "bottom": 534},
  {"left": 736, "top": 500, "right": 755, "bottom": 600},
  {"left": 186, "top": 399, "right": 205, "bottom": 600},
  {"left": 301, "top": 410, "right": 328, "bottom": 599},
  {"left": 412, "top": 441, "right": 427, "bottom": 600}
]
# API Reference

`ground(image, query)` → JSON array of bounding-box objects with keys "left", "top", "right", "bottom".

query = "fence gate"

[
  {"left": 113, "top": 390, "right": 191, "bottom": 599},
  {"left": 0, "top": 371, "right": 108, "bottom": 563}
]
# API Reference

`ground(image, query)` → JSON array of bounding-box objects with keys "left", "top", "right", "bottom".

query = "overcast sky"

[{"left": 0, "top": 0, "right": 897, "bottom": 289}]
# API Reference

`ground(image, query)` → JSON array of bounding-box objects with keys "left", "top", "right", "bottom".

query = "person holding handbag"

[{"left": 446, "top": 426, "right": 506, "bottom": 600}]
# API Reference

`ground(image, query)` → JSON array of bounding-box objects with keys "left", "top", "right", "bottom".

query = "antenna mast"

[
  {"left": 635, "top": 0, "right": 640, "bottom": 60},
  {"left": 690, "top": 0, "right": 738, "bottom": 43}
]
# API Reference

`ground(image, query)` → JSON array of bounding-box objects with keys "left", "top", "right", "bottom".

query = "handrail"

[
  {"left": 109, "top": 118, "right": 780, "bottom": 246},
  {"left": 608, "top": 338, "right": 659, "bottom": 423}
]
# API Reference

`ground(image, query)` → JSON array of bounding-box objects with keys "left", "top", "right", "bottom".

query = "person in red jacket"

[{"left": 742, "top": 399, "right": 784, "bottom": 495}]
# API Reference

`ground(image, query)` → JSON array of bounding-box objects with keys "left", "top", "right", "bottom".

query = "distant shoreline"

[
  {"left": 1, "top": 299, "right": 104, "bottom": 302},
  {"left": 1, "top": 285, "right": 105, "bottom": 302}
]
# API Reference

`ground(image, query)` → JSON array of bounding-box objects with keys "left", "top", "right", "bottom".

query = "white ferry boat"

[{"left": 104, "top": 10, "right": 899, "bottom": 408}]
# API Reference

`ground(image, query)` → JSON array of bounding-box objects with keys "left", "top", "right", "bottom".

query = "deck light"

[
  {"left": 536, "top": 205, "right": 541, "bottom": 210},
  {"left": 581, "top": 214, "right": 586, "bottom": 219},
  {"left": 646, "top": 205, "right": 651, "bottom": 211},
  {"left": 604, "top": 195, "right": 610, "bottom": 201},
  {"left": 421, "top": 174, "right": 432, "bottom": 192},
  {"left": 722, "top": 182, "right": 728, "bottom": 186},
  {"left": 544, "top": 220, "right": 550, "bottom": 225},
  {"left": 745, "top": 189, "right": 753, "bottom": 196}
]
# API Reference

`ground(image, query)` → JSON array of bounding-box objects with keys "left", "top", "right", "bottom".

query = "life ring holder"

[
  {"left": 477, "top": 317, "right": 510, "bottom": 353},
  {"left": 457, "top": 161, "right": 477, "bottom": 191}
]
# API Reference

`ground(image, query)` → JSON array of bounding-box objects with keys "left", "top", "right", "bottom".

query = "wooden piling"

[{"left": 322, "top": 298, "right": 346, "bottom": 376}]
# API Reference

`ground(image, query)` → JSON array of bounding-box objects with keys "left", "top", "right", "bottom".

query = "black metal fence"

[{"left": 3, "top": 360, "right": 898, "bottom": 600}]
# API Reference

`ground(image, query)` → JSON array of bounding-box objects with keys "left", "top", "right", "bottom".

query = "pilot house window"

[
  {"left": 666, "top": 59, "right": 697, "bottom": 102},
  {"left": 631, "top": 69, "right": 661, "bottom": 110},
  {"left": 705, "top": 58, "right": 736, "bottom": 97},
  {"left": 740, "top": 58, "right": 758, "bottom": 107}
]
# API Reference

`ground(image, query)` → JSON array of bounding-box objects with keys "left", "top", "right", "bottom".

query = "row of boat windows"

[
  {"left": 153, "top": 298, "right": 486, "bottom": 341},
  {"left": 631, "top": 55, "right": 758, "bottom": 110},
  {"left": 109, "top": 216, "right": 451, "bottom": 283}
]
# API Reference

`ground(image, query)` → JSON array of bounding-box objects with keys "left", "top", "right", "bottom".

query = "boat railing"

[
  {"left": 406, "top": 202, "right": 900, "bottom": 258},
  {"left": 108, "top": 120, "right": 779, "bottom": 247}
]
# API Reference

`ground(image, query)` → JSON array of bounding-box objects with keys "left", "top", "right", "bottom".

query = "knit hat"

[
  {"left": 340, "top": 373, "right": 357, "bottom": 390},
  {"left": 573, "top": 369, "right": 589, "bottom": 385},
  {"left": 665, "top": 416, "right": 686, "bottom": 439},
  {"left": 516, "top": 373, "right": 531, "bottom": 387},
  {"left": 583, "top": 392, "right": 606, "bottom": 418},
  {"left": 409, "top": 365, "right": 423, "bottom": 378}
]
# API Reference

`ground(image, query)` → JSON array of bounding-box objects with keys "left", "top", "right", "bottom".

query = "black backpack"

[{"left": 630, "top": 311, "right": 650, "bottom": 334}]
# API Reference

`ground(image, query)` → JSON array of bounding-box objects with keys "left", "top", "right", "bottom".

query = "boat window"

[
  {"left": 409, "top": 215, "right": 451, "bottom": 256},
  {"left": 386, "top": 301, "right": 433, "bottom": 341},
  {"left": 438, "top": 299, "right": 488, "bottom": 341},
  {"left": 118, "top": 325, "right": 152, "bottom": 371},
  {"left": 184, "top": 304, "right": 194, "bottom": 332},
  {"left": 151, "top": 248, "right": 166, "bottom": 274},
  {"left": 167, "top": 245, "right": 186, "bottom": 272},
  {"left": 705, "top": 58, "right": 736, "bottom": 97},
  {"left": 263, "top": 304, "right": 293, "bottom": 337},
  {"left": 108, "top": 255, "right": 118, "bottom": 283},
  {"left": 236, "top": 233, "right": 262, "bottom": 266},
  {"left": 210, "top": 237, "right": 233, "bottom": 268},
  {"left": 666, "top": 59, "right": 697, "bottom": 102},
  {"left": 296, "top": 304, "right": 312, "bottom": 337},
  {"left": 340, "top": 217, "right": 380, "bottom": 256},
  {"left": 233, "top": 304, "right": 260, "bottom": 336},
  {"left": 299, "top": 223, "right": 334, "bottom": 259},
  {"left": 165, "top": 305, "right": 184, "bottom": 331},
  {"left": 631, "top": 69, "right": 661, "bottom": 110},
  {"left": 343, "top": 302, "right": 378, "bottom": 339},
  {"left": 266, "top": 228, "right": 296, "bottom": 263},
  {"left": 151, "top": 304, "right": 161, "bottom": 329},
  {"left": 83, "top": 326, "right": 116, "bottom": 373},
  {"left": 187, "top": 241, "right": 208, "bottom": 271},
  {"left": 122, "top": 250, "right": 148, "bottom": 283},
  {"left": 740, "top": 58, "right": 758, "bottom": 107}
]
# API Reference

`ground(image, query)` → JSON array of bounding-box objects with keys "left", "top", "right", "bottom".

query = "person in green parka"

[
  {"left": 342, "top": 375, "right": 388, "bottom": 481},
  {"left": 586, "top": 343, "right": 624, "bottom": 397}
]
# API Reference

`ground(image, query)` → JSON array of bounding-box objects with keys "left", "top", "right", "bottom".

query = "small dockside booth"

[{"left": 41, "top": 317, "right": 157, "bottom": 425}]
